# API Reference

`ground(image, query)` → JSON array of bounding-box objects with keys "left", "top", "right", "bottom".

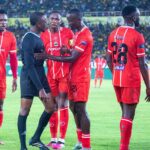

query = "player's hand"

[
  {"left": 12, "top": 78, "right": 17, "bottom": 92},
  {"left": 34, "top": 52, "right": 48, "bottom": 60},
  {"left": 145, "top": 88, "right": 150, "bottom": 102},
  {"left": 39, "top": 88, "right": 48, "bottom": 102},
  {"left": 60, "top": 45, "right": 69, "bottom": 55}
]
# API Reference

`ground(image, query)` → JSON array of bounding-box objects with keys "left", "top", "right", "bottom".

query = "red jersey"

[
  {"left": 0, "top": 30, "right": 17, "bottom": 79},
  {"left": 41, "top": 27, "right": 73, "bottom": 79},
  {"left": 94, "top": 57, "right": 106, "bottom": 71},
  {"left": 107, "top": 26, "right": 145, "bottom": 87},
  {"left": 70, "top": 27, "right": 93, "bottom": 82}
]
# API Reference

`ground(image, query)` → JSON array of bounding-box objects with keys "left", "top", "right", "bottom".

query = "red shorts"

[
  {"left": 48, "top": 76, "right": 68, "bottom": 97},
  {"left": 95, "top": 70, "right": 104, "bottom": 78},
  {"left": 114, "top": 86, "right": 141, "bottom": 104},
  {"left": 68, "top": 82, "right": 90, "bottom": 102}
]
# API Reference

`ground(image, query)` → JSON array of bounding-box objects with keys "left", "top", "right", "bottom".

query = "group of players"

[{"left": 0, "top": 4, "right": 150, "bottom": 150}]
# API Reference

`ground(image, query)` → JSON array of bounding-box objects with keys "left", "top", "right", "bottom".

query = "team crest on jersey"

[
  {"left": 69, "top": 39, "right": 74, "bottom": 46},
  {"left": 54, "top": 42, "right": 58, "bottom": 47}
]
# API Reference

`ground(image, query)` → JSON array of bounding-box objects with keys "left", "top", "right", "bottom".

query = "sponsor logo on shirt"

[{"left": 48, "top": 47, "right": 60, "bottom": 51}]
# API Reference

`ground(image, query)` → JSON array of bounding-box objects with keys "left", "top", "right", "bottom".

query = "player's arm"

[
  {"left": 22, "top": 34, "right": 43, "bottom": 91},
  {"left": 35, "top": 37, "right": 88, "bottom": 63},
  {"left": 46, "top": 49, "right": 81, "bottom": 63},
  {"left": 9, "top": 34, "right": 18, "bottom": 92},
  {"left": 106, "top": 35, "right": 113, "bottom": 73},
  {"left": 139, "top": 56, "right": 150, "bottom": 101}
]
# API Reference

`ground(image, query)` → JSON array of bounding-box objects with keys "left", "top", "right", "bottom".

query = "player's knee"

[
  {"left": 45, "top": 103, "right": 56, "bottom": 113},
  {"left": 0, "top": 101, "right": 4, "bottom": 111},
  {"left": 69, "top": 102, "right": 75, "bottom": 114},
  {"left": 19, "top": 107, "right": 30, "bottom": 116}
]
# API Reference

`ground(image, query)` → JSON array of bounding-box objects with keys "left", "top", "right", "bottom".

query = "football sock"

[
  {"left": 17, "top": 114, "right": 28, "bottom": 149},
  {"left": 82, "top": 133, "right": 91, "bottom": 148},
  {"left": 120, "top": 118, "right": 132, "bottom": 150},
  {"left": 60, "top": 107, "right": 69, "bottom": 139},
  {"left": 76, "top": 129, "right": 82, "bottom": 143},
  {"left": 0, "top": 111, "right": 3, "bottom": 127},
  {"left": 49, "top": 111, "right": 58, "bottom": 138},
  {"left": 94, "top": 78, "right": 97, "bottom": 87},
  {"left": 32, "top": 111, "right": 53, "bottom": 140}
]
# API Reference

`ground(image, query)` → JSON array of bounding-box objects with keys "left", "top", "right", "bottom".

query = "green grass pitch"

[{"left": 0, "top": 78, "right": 150, "bottom": 150}]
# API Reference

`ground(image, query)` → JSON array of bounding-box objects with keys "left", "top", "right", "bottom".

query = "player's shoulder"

[
  {"left": 81, "top": 27, "right": 93, "bottom": 40},
  {"left": 4, "top": 30, "right": 15, "bottom": 37},
  {"left": 40, "top": 29, "right": 49, "bottom": 36},
  {"left": 61, "top": 27, "right": 73, "bottom": 34}
]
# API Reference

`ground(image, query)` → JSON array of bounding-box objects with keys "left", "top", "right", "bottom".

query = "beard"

[{"left": 134, "top": 19, "right": 139, "bottom": 27}]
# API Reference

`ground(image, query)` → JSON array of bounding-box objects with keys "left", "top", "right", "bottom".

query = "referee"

[{"left": 17, "top": 12, "right": 55, "bottom": 150}]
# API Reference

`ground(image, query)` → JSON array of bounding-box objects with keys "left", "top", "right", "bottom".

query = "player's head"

[
  {"left": 30, "top": 12, "right": 47, "bottom": 32},
  {"left": 67, "top": 8, "right": 83, "bottom": 30},
  {"left": 48, "top": 10, "right": 61, "bottom": 30},
  {"left": 0, "top": 9, "right": 8, "bottom": 31},
  {"left": 122, "top": 5, "right": 140, "bottom": 27}
]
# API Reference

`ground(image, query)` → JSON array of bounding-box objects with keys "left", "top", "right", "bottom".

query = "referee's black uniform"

[{"left": 20, "top": 32, "right": 50, "bottom": 99}]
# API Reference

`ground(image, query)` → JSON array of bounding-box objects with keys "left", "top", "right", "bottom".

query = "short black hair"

[
  {"left": 122, "top": 5, "right": 137, "bottom": 17},
  {"left": 30, "top": 12, "right": 44, "bottom": 26},
  {"left": 0, "top": 9, "right": 7, "bottom": 15},
  {"left": 68, "top": 8, "right": 83, "bottom": 19},
  {"left": 49, "top": 10, "right": 60, "bottom": 15}
]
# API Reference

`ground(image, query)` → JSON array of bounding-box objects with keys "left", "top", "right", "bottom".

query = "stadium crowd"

[
  {"left": 4, "top": 0, "right": 150, "bottom": 17},
  {"left": 8, "top": 20, "right": 150, "bottom": 60}
]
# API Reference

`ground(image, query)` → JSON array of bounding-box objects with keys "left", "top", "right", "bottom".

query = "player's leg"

[
  {"left": 56, "top": 77, "right": 69, "bottom": 148},
  {"left": 94, "top": 72, "right": 98, "bottom": 88},
  {"left": 46, "top": 78, "right": 59, "bottom": 146},
  {"left": 29, "top": 93, "right": 55, "bottom": 149},
  {"left": 120, "top": 103, "right": 137, "bottom": 150},
  {"left": 75, "top": 102, "right": 91, "bottom": 150},
  {"left": 99, "top": 70, "right": 104, "bottom": 87},
  {"left": 18, "top": 97, "right": 33, "bottom": 150},
  {"left": 0, "top": 86, "right": 7, "bottom": 145},
  {"left": 119, "top": 87, "right": 140, "bottom": 150},
  {"left": 0, "top": 99, "right": 4, "bottom": 145},
  {"left": 70, "top": 100, "right": 82, "bottom": 150}
]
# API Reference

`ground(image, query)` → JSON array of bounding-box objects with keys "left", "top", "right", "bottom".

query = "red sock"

[
  {"left": 60, "top": 107, "right": 69, "bottom": 139},
  {"left": 76, "top": 129, "right": 82, "bottom": 143},
  {"left": 0, "top": 111, "right": 3, "bottom": 127},
  {"left": 49, "top": 111, "right": 58, "bottom": 138},
  {"left": 120, "top": 118, "right": 132, "bottom": 150},
  {"left": 82, "top": 133, "right": 91, "bottom": 148}
]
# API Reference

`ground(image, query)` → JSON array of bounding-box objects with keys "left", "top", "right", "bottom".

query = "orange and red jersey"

[
  {"left": 70, "top": 27, "right": 93, "bottom": 82},
  {"left": 107, "top": 26, "right": 145, "bottom": 87},
  {"left": 0, "top": 30, "right": 17, "bottom": 81},
  {"left": 94, "top": 57, "right": 106, "bottom": 71},
  {"left": 41, "top": 27, "right": 73, "bottom": 79}
]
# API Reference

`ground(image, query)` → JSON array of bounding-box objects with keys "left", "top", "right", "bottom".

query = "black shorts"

[{"left": 20, "top": 67, "right": 50, "bottom": 99}]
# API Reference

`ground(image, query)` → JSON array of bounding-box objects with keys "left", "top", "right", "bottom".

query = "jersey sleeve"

[
  {"left": 74, "top": 35, "right": 88, "bottom": 53},
  {"left": 136, "top": 33, "right": 145, "bottom": 57},
  {"left": 9, "top": 33, "right": 17, "bottom": 53},
  {"left": 22, "top": 34, "right": 43, "bottom": 91},
  {"left": 107, "top": 34, "right": 113, "bottom": 54}
]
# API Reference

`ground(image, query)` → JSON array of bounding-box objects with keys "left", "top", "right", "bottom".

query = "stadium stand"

[{"left": 1, "top": 0, "right": 150, "bottom": 59}]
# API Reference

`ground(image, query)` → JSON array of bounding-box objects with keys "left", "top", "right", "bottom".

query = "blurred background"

[{"left": 1, "top": 0, "right": 150, "bottom": 62}]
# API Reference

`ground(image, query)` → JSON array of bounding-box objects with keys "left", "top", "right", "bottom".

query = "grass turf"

[{"left": 0, "top": 78, "right": 150, "bottom": 150}]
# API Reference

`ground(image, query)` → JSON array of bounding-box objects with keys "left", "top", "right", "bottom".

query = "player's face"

[
  {"left": 49, "top": 13, "right": 61, "bottom": 29},
  {"left": 0, "top": 14, "right": 8, "bottom": 31},
  {"left": 38, "top": 15, "right": 47, "bottom": 32},
  {"left": 67, "top": 13, "right": 80, "bottom": 30},
  {"left": 133, "top": 8, "right": 140, "bottom": 27}
]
